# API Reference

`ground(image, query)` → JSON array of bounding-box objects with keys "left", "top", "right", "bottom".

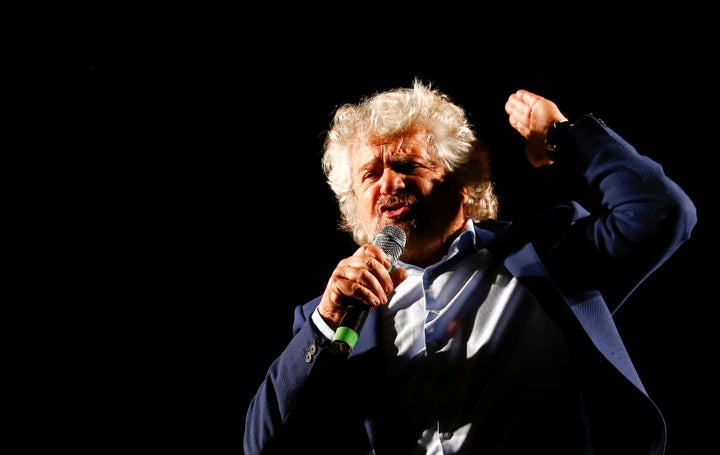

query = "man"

[{"left": 244, "top": 80, "right": 696, "bottom": 454}]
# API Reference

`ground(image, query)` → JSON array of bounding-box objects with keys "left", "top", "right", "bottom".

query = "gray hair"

[{"left": 322, "top": 79, "right": 498, "bottom": 245}]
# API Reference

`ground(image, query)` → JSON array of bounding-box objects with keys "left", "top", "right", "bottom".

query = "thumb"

[{"left": 390, "top": 267, "right": 408, "bottom": 288}]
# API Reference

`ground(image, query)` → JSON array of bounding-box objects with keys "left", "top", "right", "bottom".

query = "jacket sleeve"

[
  {"left": 522, "top": 114, "right": 696, "bottom": 455},
  {"left": 243, "top": 299, "right": 374, "bottom": 454},
  {"left": 544, "top": 114, "right": 697, "bottom": 313}
]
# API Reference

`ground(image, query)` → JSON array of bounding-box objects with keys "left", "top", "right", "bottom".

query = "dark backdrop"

[{"left": 69, "top": 13, "right": 713, "bottom": 455}]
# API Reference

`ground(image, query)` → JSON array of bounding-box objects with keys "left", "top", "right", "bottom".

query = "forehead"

[{"left": 351, "top": 129, "right": 433, "bottom": 165}]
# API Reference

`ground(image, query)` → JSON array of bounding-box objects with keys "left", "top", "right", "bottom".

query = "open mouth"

[{"left": 380, "top": 201, "right": 410, "bottom": 219}]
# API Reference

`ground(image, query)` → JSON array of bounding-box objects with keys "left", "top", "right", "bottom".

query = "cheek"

[
  {"left": 414, "top": 177, "right": 438, "bottom": 198},
  {"left": 356, "top": 186, "right": 377, "bottom": 211}
]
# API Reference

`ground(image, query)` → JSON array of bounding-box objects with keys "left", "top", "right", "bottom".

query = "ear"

[{"left": 461, "top": 185, "right": 470, "bottom": 204}]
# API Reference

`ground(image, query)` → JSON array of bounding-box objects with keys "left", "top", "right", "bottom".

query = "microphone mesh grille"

[{"left": 373, "top": 225, "right": 406, "bottom": 263}]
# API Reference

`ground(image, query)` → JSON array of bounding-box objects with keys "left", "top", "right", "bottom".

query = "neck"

[{"left": 401, "top": 219, "right": 468, "bottom": 268}]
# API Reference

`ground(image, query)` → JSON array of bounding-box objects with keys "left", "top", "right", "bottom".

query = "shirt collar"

[{"left": 397, "top": 219, "right": 480, "bottom": 271}]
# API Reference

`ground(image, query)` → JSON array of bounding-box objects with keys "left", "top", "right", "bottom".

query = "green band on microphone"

[{"left": 332, "top": 327, "right": 359, "bottom": 351}]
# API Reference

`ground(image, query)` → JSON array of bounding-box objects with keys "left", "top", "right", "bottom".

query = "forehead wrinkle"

[{"left": 353, "top": 128, "right": 437, "bottom": 174}]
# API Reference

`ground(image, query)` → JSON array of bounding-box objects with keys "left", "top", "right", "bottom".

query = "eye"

[
  {"left": 392, "top": 161, "right": 420, "bottom": 175},
  {"left": 360, "top": 169, "right": 382, "bottom": 183}
]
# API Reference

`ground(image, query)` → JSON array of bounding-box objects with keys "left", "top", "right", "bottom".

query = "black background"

[{"left": 66, "top": 10, "right": 714, "bottom": 454}]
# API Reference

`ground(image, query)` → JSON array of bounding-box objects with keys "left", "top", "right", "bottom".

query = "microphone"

[{"left": 331, "top": 225, "right": 406, "bottom": 353}]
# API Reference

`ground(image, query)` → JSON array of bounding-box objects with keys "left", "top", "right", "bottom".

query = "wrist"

[{"left": 545, "top": 120, "right": 573, "bottom": 152}]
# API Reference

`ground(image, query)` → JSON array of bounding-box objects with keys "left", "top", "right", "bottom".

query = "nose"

[{"left": 380, "top": 168, "right": 405, "bottom": 195}]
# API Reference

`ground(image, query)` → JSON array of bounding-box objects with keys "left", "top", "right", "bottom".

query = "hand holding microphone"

[{"left": 329, "top": 225, "right": 406, "bottom": 353}]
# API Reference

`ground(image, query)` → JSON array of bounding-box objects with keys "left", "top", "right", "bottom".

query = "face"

[{"left": 350, "top": 128, "right": 468, "bottom": 263}]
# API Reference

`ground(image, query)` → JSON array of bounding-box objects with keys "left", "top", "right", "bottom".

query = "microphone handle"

[
  {"left": 329, "top": 225, "right": 405, "bottom": 353},
  {"left": 330, "top": 303, "right": 370, "bottom": 353}
]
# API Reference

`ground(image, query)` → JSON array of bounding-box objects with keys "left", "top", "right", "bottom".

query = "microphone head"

[{"left": 373, "top": 225, "right": 406, "bottom": 264}]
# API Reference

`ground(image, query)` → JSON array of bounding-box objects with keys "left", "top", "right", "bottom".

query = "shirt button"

[{"left": 442, "top": 431, "right": 453, "bottom": 440}]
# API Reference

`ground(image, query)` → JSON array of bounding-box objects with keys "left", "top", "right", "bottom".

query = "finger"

[
  {"left": 504, "top": 92, "right": 523, "bottom": 115},
  {"left": 505, "top": 89, "right": 531, "bottom": 109},
  {"left": 345, "top": 252, "right": 390, "bottom": 281},
  {"left": 390, "top": 267, "right": 408, "bottom": 288},
  {"left": 357, "top": 244, "right": 392, "bottom": 269},
  {"left": 505, "top": 92, "right": 533, "bottom": 134},
  {"left": 332, "top": 267, "right": 385, "bottom": 307},
  {"left": 357, "top": 252, "right": 395, "bottom": 297},
  {"left": 335, "top": 254, "right": 392, "bottom": 304},
  {"left": 355, "top": 268, "right": 389, "bottom": 306},
  {"left": 515, "top": 89, "right": 539, "bottom": 104},
  {"left": 507, "top": 112, "right": 530, "bottom": 138}
]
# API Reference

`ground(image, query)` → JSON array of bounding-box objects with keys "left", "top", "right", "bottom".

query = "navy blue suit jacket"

[{"left": 244, "top": 115, "right": 697, "bottom": 454}]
